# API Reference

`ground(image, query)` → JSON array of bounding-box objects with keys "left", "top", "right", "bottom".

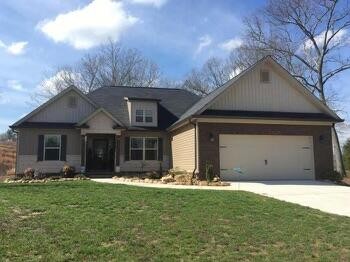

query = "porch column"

[
  {"left": 81, "top": 135, "right": 87, "bottom": 173},
  {"left": 115, "top": 131, "right": 121, "bottom": 173}
]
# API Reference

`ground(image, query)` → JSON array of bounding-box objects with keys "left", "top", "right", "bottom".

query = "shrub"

[
  {"left": 74, "top": 174, "right": 88, "bottom": 180},
  {"left": 205, "top": 162, "right": 214, "bottom": 183},
  {"left": 24, "top": 168, "right": 35, "bottom": 179},
  {"left": 61, "top": 165, "right": 75, "bottom": 178},
  {"left": 34, "top": 170, "right": 46, "bottom": 180},
  {"left": 146, "top": 171, "right": 161, "bottom": 179},
  {"left": 327, "top": 170, "right": 344, "bottom": 181}
]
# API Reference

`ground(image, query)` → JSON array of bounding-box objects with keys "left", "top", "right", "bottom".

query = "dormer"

[{"left": 124, "top": 97, "right": 159, "bottom": 127}]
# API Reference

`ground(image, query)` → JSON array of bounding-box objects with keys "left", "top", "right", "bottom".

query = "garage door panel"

[{"left": 219, "top": 135, "right": 314, "bottom": 181}]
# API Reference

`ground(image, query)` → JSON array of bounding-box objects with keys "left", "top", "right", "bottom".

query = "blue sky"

[{"left": 0, "top": 0, "right": 349, "bottom": 141}]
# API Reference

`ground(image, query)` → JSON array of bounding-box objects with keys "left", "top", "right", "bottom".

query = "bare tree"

[
  {"left": 235, "top": 0, "right": 350, "bottom": 176},
  {"left": 183, "top": 57, "right": 232, "bottom": 96},
  {"left": 34, "top": 41, "right": 161, "bottom": 103}
]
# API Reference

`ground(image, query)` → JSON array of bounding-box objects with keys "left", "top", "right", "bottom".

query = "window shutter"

[
  {"left": 158, "top": 137, "right": 163, "bottom": 161},
  {"left": 37, "top": 135, "right": 44, "bottom": 161},
  {"left": 61, "top": 135, "right": 67, "bottom": 161},
  {"left": 124, "top": 137, "right": 130, "bottom": 161}
]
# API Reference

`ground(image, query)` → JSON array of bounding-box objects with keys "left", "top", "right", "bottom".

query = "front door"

[{"left": 92, "top": 139, "right": 109, "bottom": 171}]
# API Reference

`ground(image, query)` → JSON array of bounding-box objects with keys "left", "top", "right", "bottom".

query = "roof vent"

[{"left": 260, "top": 70, "right": 270, "bottom": 83}]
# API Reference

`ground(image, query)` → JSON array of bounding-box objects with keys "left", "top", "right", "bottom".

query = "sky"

[{"left": 0, "top": 0, "right": 349, "bottom": 142}]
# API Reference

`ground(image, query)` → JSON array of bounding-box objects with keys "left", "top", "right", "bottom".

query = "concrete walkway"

[{"left": 92, "top": 179, "right": 350, "bottom": 217}]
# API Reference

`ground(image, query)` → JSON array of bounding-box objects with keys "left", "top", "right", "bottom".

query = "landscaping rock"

[{"left": 161, "top": 175, "right": 175, "bottom": 183}]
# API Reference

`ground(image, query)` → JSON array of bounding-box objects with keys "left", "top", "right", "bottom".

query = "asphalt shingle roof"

[{"left": 87, "top": 86, "right": 200, "bottom": 129}]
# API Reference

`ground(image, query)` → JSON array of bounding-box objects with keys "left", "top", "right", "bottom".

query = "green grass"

[{"left": 0, "top": 181, "right": 349, "bottom": 261}]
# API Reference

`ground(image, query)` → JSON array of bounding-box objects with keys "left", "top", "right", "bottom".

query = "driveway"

[{"left": 229, "top": 180, "right": 350, "bottom": 217}]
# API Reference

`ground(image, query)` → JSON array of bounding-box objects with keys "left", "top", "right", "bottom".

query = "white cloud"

[
  {"left": 0, "top": 40, "right": 28, "bottom": 55},
  {"left": 195, "top": 35, "right": 212, "bottom": 55},
  {"left": 129, "top": 0, "right": 168, "bottom": 8},
  {"left": 6, "top": 41, "right": 28, "bottom": 55},
  {"left": 0, "top": 40, "right": 6, "bottom": 48},
  {"left": 302, "top": 29, "right": 349, "bottom": 51},
  {"left": 7, "top": 80, "right": 24, "bottom": 91},
  {"left": 38, "top": 0, "right": 138, "bottom": 50},
  {"left": 219, "top": 37, "right": 243, "bottom": 52}
]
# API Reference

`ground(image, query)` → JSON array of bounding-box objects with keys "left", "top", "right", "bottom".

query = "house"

[{"left": 11, "top": 56, "right": 343, "bottom": 180}]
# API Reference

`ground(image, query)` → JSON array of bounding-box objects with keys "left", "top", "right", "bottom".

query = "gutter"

[{"left": 190, "top": 119, "right": 198, "bottom": 178}]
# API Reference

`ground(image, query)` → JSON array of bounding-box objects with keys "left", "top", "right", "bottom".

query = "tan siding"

[
  {"left": 29, "top": 90, "right": 95, "bottom": 123},
  {"left": 171, "top": 124, "right": 195, "bottom": 172},
  {"left": 17, "top": 128, "right": 81, "bottom": 155},
  {"left": 210, "top": 62, "right": 322, "bottom": 113}
]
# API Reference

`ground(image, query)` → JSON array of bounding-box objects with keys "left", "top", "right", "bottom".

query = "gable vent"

[
  {"left": 260, "top": 70, "right": 270, "bottom": 83},
  {"left": 68, "top": 96, "right": 77, "bottom": 108}
]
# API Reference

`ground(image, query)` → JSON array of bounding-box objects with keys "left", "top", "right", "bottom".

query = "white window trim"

[
  {"left": 135, "top": 109, "right": 153, "bottom": 123},
  {"left": 130, "top": 137, "right": 158, "bottom": 161},
  {"left": 44, "top": 134, "right": 61, "bottom": 161}
]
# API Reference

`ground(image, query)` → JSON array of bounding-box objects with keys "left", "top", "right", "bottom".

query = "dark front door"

[{"left": 92, "top": 139, "right": 109, "bottom": 171}]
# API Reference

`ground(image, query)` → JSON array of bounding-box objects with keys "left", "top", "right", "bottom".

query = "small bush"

[
  {"left": 24, "top": 168, "right": 35, "bottom": 179},
  {"left": 327, "top": 170, "right": 344, "bottom": 181},
  {"left": 146, "top": 171, "right": 161, "bottom": 179},
  {"left": 205, "top": 162, "right": 214, "bottom": 183},
  {"left": 34, "top": 170, "right": 46, "bottom": 180},
  {"left": 61, "top": 165, "right": 75, "bottom": 178},
  {"left": 74, "top": 174, "right": 88, "bottom": 180}
]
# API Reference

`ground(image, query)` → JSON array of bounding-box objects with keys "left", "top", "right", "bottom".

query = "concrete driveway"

[{"left": 229, "top": 180, "right": 350, "bottom": 217}]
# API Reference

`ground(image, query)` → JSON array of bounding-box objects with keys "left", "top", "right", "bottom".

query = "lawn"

[{"left": 0, "top": 181, "right": 349, "bottom": 261}]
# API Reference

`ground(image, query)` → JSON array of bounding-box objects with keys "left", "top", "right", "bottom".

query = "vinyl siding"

[
  {"left": 171, "top": 124, "right": 195, "bottom": 172},
  {"left": 209, "top": 62, "right": 322, "bottom": 113},
  {"left": 17, "top": 155, "right": 80, "bottom": 174},
  {"left": 29, "top": 90, "right": 95, "bottom": 123},
  {"left": 17, "top": 128, "right": 81, "bottom": 155}
]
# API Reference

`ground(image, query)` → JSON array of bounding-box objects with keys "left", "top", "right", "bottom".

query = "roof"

[
  {"left": 170, "top": 56, "right": 342, "bottom": 129},
  {"left": 11, "top": 85, "right": 98, "bottom": 128},
  {"left": 87, "top": 86, "right": 200, "bottom": 128}
]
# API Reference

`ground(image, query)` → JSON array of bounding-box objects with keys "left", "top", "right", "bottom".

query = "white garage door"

[{"left": 219, "top": 135, "right": 314, "bottom": 181}]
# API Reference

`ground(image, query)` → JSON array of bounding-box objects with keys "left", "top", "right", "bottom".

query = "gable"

[
  {"left": 209, "top": 61, "right": 322, "bottom": 113},
  {"left": 86, "top": 111, "right": 116, "bottom": 131},
  {"left": 28, "top": 90, "right": 96, "bottom": 123}
]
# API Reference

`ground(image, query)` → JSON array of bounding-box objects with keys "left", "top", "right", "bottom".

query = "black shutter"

[
  {"left": 61, "top": 135, "right": 67, "bottom": 161},
  {"left": 124, "top": 137, "right": 130, "bottom": 161},
  {"left": 158, "top": 137, "right": 163, "bottom": 161},
  {"left": 37, "top": 135, "right": 44, "bottom": 161}
]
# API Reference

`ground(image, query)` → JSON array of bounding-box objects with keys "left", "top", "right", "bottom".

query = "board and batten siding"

[
  {"left": 209, "top": 62, "right": 322, "bottom": 113},
  {"left": 16, "top": 128, "right": 81, "bottom": 174},
  {"left": 29, "top": 90, "right": 95, "bottom": 123},
  {"left": 171, "top": 124, "right": 195, "bottom": 172}
]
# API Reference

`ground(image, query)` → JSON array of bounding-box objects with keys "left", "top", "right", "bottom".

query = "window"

[
  {"left": 44, "top": 135, "right": 61, "bottom": 161},
  {"left": 135, "top": 109, "right": 144, "bottom": 123},
  {"left": 68, "top": 96, "right": 77, "bottom": 108},
  {"left": 145, "top": 110, "right": 153, "bottom": 123},
  {"left": 130, "top": 137, "right": 158, "bottom": 161},
  {"left": 145, "top": 138, "right": 157, "bottom": 160},
  {"left": 135, "top": 109, "right": 153, "bottom": 123},
  {"left": 130, "top": 137, "right": 143, "bottom": 160},
  {"left": 260, "top": 70, "right": 270, "bottom": 83}
]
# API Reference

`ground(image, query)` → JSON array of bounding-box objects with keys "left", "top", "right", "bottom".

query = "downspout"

[{"left": 190, "top": 119, "right": 197, "bottom": 179}]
